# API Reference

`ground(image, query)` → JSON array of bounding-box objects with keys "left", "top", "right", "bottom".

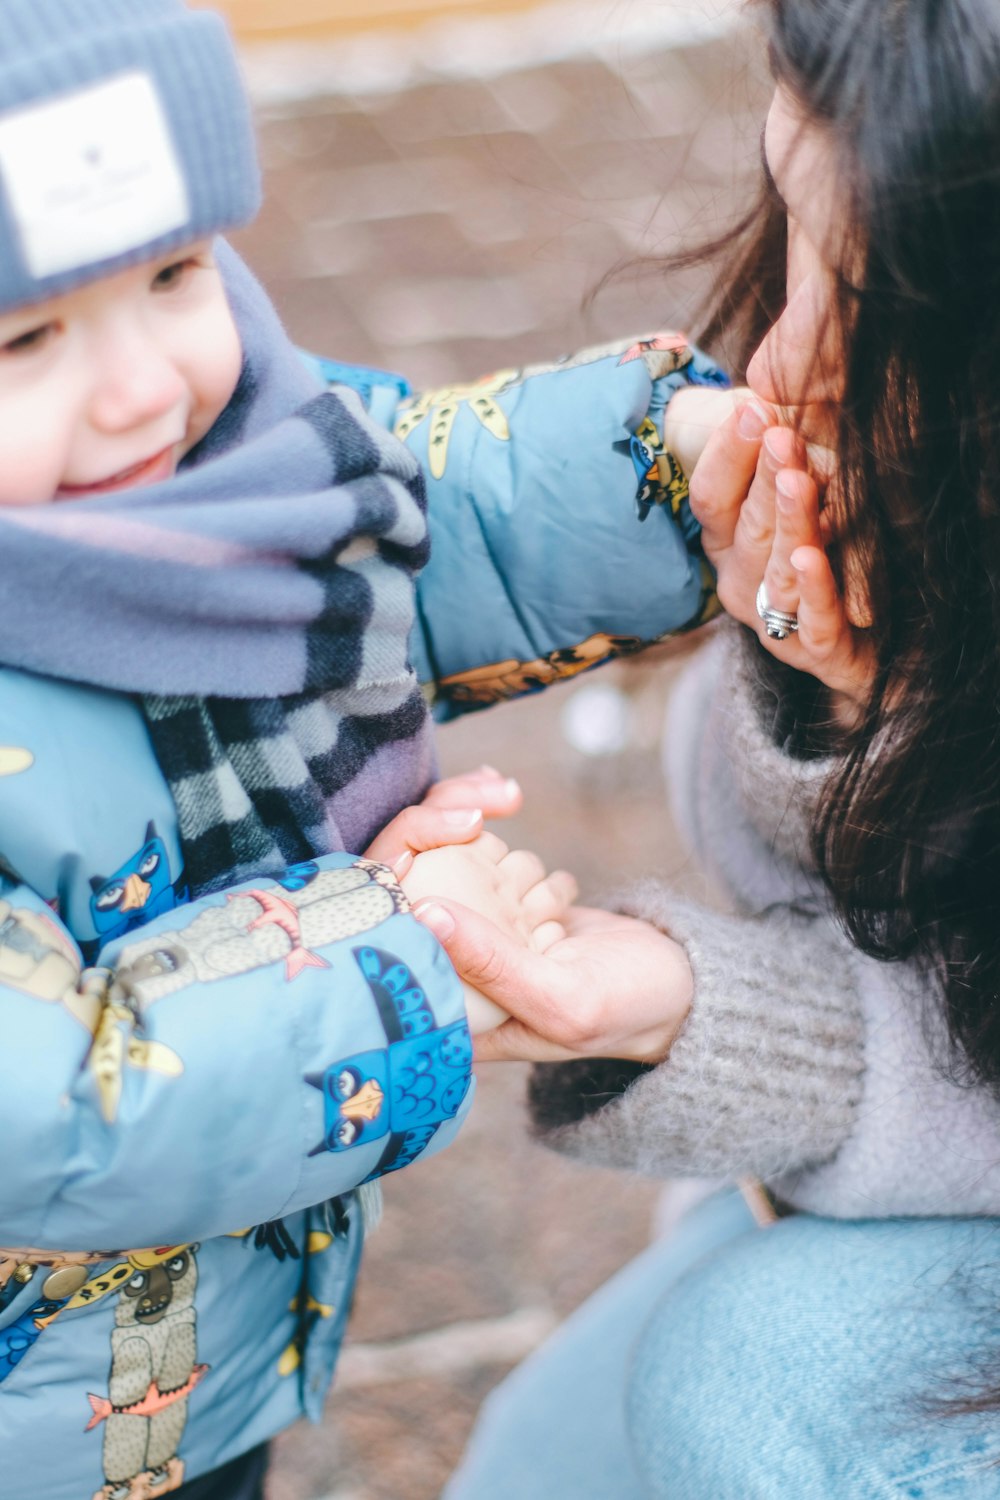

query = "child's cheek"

[
  {"left": 183, "top": 300, "right": 244, "bottom": 455},
  {"left": 0, "top": 410, "right": 65, "bottom": 506}
]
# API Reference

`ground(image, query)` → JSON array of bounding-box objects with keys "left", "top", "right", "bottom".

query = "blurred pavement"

[{"left": 225, "top": 4, "right": 769, "bottom": 1495}]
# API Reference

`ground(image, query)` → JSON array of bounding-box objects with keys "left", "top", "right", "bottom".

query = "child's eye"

[
  {"left": 0, "top": 323, "right": 57, "bottom": 357},
  {"left": 151, "top": 258, "right": 197, "bottom": 293}
]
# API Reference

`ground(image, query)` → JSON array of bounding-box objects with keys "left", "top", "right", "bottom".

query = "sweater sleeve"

[
  {"left": 528, "top": 625, "right": 866, "bottom": 1185},
  {"left": 529, "top": 887, "right": 864, "bottom": 1183}
]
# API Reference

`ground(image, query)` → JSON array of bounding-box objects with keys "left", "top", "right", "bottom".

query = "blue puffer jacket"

[{"left": 0, "top": 332, "right": 723, "bottom": 1500}]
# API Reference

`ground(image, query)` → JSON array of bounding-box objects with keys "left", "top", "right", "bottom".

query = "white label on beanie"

[{"left": 0, "top": 72, "right": 190, "bottom": 280}]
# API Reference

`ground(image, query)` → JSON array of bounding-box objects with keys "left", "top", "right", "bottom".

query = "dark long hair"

[{"left": 702, "top": 0, "right": 1000, "bottom": 1102}]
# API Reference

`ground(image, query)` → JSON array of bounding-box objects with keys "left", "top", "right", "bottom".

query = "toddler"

[
  {"left": 0, "top": 4, "right": 563, "bottom": 1497},
  {"left": 0, "top": 3, "right": 732, "bottom": 1496}
]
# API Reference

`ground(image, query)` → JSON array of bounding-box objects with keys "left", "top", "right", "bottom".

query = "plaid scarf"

[{"left": 0, "top": 244, "right": 436, "bottom": 894}]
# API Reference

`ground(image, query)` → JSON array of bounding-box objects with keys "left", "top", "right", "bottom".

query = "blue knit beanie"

[{"left": 0, "top": 0, "right": 260, "bottom": 312}]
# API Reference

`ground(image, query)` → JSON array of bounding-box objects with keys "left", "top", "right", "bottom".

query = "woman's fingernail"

[
  {"left": 392, "top": 849, "right": 414, "bottom": 879},
  {"left": 413, "top": 901, "right": 456, "bottom": 941},
  {"left": 737, "top": 399, "right": 769, "bottom": 440},
  {"left": 443, "top": 808, "right": 482, "bottom": 830},
  {"left": 478, "top": 763, "right": 501, "bottom": 777},
  {"left": 790, "top": 547, "right": 809, "bottom": 572},
  {"left": 502, "top": 778, "right": 520, "bottom": 800},
  {"left": 763, "top": 430, "right": 786, "bottom": 468},
  {"left": 775, "top": 474, "right": 796, "bottom": 512}
]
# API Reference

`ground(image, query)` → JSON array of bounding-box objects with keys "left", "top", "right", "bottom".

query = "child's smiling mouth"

[{"left": 55, "top": 445, "right": 177, "bottom": 498}]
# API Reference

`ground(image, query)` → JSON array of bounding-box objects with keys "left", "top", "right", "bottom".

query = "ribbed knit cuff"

[{"left": 530, "top": 885, "right": 864, "bottom": 1184}]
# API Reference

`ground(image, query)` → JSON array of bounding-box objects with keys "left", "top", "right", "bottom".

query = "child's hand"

[
  {"left": 662, "top": 384, "right": 751, "bottom": 478},
  {"left": 364, "top": 766, "right": 522, "bottom": 879},
  {"left": 403, "top": 835, "right": 577, "bottom": 1033}
]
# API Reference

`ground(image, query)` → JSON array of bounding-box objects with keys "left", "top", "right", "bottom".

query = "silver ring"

[{"left": 755, "top": 582, "right": 799, "bottom": 641}]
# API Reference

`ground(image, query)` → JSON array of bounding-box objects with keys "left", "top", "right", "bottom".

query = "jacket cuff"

[{"left": 530, "top": 886, "right": 864, "bottom": 1184}]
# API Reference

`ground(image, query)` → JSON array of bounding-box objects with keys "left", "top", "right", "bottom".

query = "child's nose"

[{"left": 89, "top": 327, "right": 187, "bottom": 433}]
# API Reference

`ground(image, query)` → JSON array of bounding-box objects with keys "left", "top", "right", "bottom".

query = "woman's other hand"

[
  {"left": 363, "top": 765, "right": 522, "bottom": 879},
  {"left": 404, "top": 836, "right": 578, "bottom": 1034},
  {"left": 689, "top": 399, "right": 875, "bottom": 727},
  {"left": 412, "top": 901, "right": 693, "bottom": 1065}
]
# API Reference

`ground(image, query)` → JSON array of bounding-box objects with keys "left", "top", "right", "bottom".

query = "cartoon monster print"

[
  {"left": 277, "top": 1224, "right": 343, "bottom": 1378},
  {"left": 623, "top": 414, "right": 695, "bottom": 526},
  {"left": 435, "top": 631, "right": 646, "bottom": 710},
  {"left": 0, "top": 745, "right": 33, "bottom": 777},
  {"left": 617, "top": 332, "right": 691, "bottom": 377},
  {"left": 0, "top": 899, "right": 181, "bottom": 1124},
  {"left": 89, "top": 822, "right": 183, "bottom": 948},
  {"left": 0, "top": 1248, "right": 128, "bottom": 1380},
  {"left": 113, "top": 861, "right": 405, "bottom": 1007},
  {"left": 306, "top": 945, "right": 473, "bottom": 1174},
  {"left": 86, "top": 989, "right": 184, "bottom": 1125},
  {"left": 0, "top": 895, "right": 81, "bottom": 1002},
  {"left": 0, "top": 1245, "right": 128, "bottom": 1385},
  {"left": 394, "top": 371, "right": 515, "bottom": 479},
  {"left": 87, "top": 1248, "right": 206, "bottom": 1500},
  {"left": 394, "top": 332, "right": 695, "bottom": 480}
]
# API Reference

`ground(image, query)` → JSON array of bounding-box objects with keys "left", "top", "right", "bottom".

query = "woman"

[{"left": 421, "top": 0, "right": 1000, "bottom": 1493}]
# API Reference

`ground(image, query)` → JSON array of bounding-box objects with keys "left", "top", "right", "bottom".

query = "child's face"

[{"left": 0, "top": 241, "right": 242, "bottom": 505}]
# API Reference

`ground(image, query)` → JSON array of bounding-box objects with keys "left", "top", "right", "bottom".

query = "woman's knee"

[{"left": 626, "top": 1215, "right": 1000, "bottom": 1500}]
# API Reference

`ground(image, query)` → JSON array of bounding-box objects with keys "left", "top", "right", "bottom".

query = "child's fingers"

[
  {"left": 475, "top": 830, "right": 511, "bottom": 865},
  {"left": 521, "top": 868, "right": 579, "bottom": 926},
  {"left": 496, "top": 847, "right": 549, "bottom": 899},
  {"left": 530, "top": 919, "right": 568, "bottom": 954}
]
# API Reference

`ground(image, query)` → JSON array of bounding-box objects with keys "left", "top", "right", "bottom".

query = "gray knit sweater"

[{"left": 530, "top": 626, "right": 1000, "bottom": 1217}]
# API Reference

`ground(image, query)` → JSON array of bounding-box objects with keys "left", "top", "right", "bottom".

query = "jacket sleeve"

[
  {"left": 401, "top": 334, "right": 729, "bottom": 718},
  {"left": 303, "top": 337, "right": 728, "bottom": 718},
  {"left": 0, "top": 854, "right": 471, "bottom": 1251}
]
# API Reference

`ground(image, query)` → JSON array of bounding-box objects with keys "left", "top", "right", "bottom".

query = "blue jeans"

[{"left": 443, "top": 1190, "right": 1000, "bottom": 1499}]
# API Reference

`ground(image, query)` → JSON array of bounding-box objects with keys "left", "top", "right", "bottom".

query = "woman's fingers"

[
  {"left": 423, "top": 766, "right": 522, "bottom": 819},
  {"left": 688, "top": 398, "right": 774, "bottom": 558},
  {"left": 790, "top": 543, "right": 846, "bottom": 659},
  {"left": 413, "top": 898, "right": 544, "bottom": 1005},
  {"left": 368, "top": 768, "right": 522, "bottom": 873},
  {"left": 761, "top": 464, "right": 819, "bottom": 620},
  {"left": 791, "top": 544, "right": 876, "bottom": 713},
  {"left": 364, "top": 806, "right": 484, "bottom": 875},
  {"left": 732, "top": 426, "right": 806, "bottom": 584}
]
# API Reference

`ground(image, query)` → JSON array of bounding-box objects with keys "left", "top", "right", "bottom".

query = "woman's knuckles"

[
  {"left": 735, "top": 505, "right": 775, "bottom": 551},
  {"left": 715, "top": 573, "right": 754, "bottom": 622}
]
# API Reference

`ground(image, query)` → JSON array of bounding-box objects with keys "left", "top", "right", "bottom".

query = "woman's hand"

[
  {"left": 689, "top": 398, "right": 875, "bottom": 726},
  {"left": 364, "top": 765, "right": 522, "bottom": 878},
  {"left": 412, "top": 900, "right": 693, "bottom": 1065},
  {"left": 404, "top": 835, "right": 578, "bottom": 1033}
]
